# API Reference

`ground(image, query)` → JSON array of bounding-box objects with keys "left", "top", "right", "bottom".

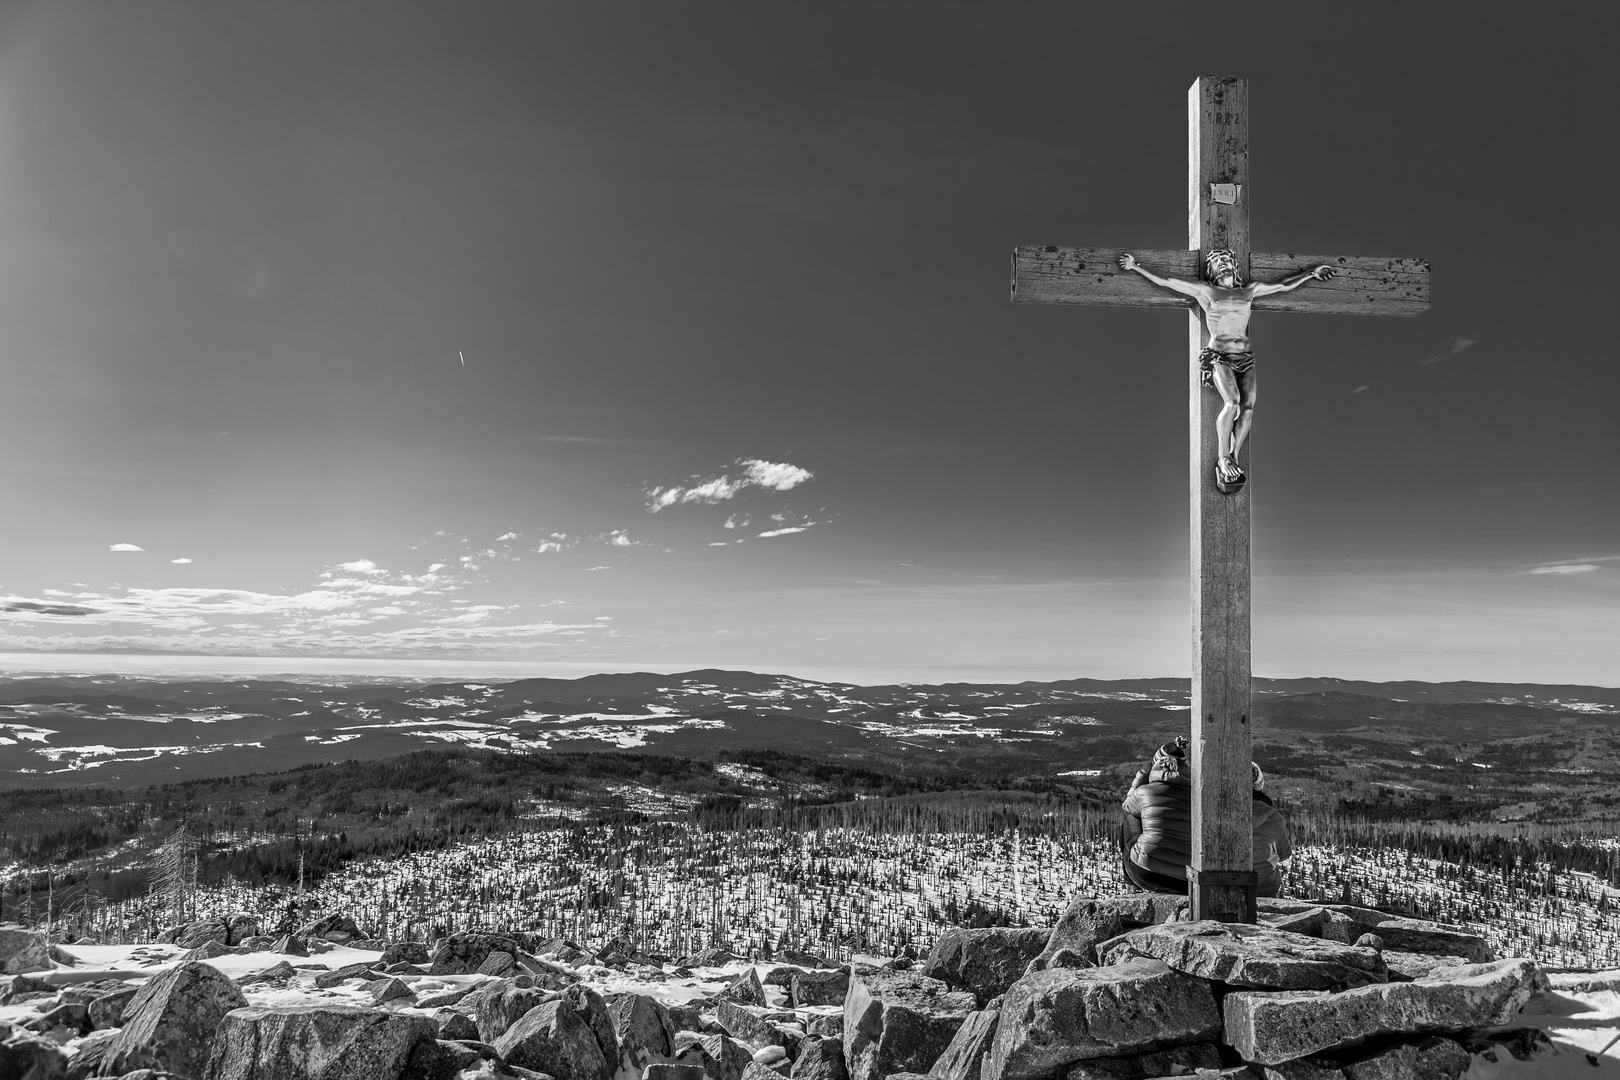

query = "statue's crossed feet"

[{"left": 1215, "top": 454, "right": 1246, "bottom": 493}]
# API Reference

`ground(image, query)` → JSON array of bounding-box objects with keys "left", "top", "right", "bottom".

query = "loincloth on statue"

[{"left": 1199, "top": 347, "right": 1255, "bottom": 386}]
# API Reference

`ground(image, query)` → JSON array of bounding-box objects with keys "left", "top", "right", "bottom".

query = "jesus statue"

[{"left": 1118, "top": 250, "right": 1336, "bottom": 490}]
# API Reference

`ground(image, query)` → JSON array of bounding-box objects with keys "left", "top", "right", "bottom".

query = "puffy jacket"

[{"left": 1122, "top": 773, "right": 1293, "bottom": 896}]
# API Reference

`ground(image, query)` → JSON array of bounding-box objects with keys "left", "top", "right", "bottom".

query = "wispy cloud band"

[
  {"left": 646, "top": 458, "right": 813, "bottom": 511},
  {"left": 1419, "top": 336, "right": 1480, "bottom": 367}
]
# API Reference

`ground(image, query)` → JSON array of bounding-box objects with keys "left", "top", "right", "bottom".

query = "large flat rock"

[
  {"left": 1223, "top": 958, "right": 1544, "bottom": 1065},
  {"left": 204, "top": 1004, "right": 438, "bottom": 1080},
  {"left": 926, "top": 1007, "right": 998, "bottom": 1080},
  {"left": 843, "top": 969, "right": 976, "bottom": 1080},
  {"left": 1029, "top": 896, "right": 1184, "bottom": 971},
  {"left": 920, "top": 927, "right": 1050, "bottom": 1005},
  {"left": 1096, "top": 921, "right": 1387, "bottom": 991},
  {"left": 1254, "top": 900, "right": 1491, "bottom": 963},
  {"left": 982, "top": 958, "right": 1221, "bottom": 1080},
  {"left": 1349, "top": 918, "right": 1490, "bottom": 963}
]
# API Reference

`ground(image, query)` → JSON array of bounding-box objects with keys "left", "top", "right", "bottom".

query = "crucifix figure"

[
  {"left": 1011, "top": 75, "right": 1428, "bottom": 923},
  {"left": 1118, "top": 249, "right": 1336, "bottom": 491}
]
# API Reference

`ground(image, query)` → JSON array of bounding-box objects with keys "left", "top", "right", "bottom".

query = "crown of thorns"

[{"left": 1203, "top": 249, "right": 1237, "bottom": 275}]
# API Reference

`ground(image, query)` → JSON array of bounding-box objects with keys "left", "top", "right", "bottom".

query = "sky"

[{"left": 0, "top": 2, "right": 1615, "bottom": 686}]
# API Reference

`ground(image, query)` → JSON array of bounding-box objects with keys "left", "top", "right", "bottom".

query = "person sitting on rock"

[{"left": 1120, "top": 738, "right": 1292, "bottom": 896}]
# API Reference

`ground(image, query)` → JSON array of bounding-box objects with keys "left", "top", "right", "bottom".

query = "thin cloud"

[
  {"left": 1419, "top": 335, "right": 1481, "bottom": 367},
  {"left": 1525, "top": 554, "right": 1620, "bottom": 576},
  {"left": 646, "top": 458, "right": 814, "bottom": 511},
  {"left": 1, "top": 598, "right": 100, "bottom": 617},
  {"left": 758, "top": 526, "right": 810, "bottom": 538},
  {"left": 3, "top": 548, "right": 613, "bottom": 658},
  {"left": 437, "top": 610, "right": 495, "bottom": 625},
  {"left": 109, "top": 543, "right": 144, "bottom": 552},
  {"left": 1353, "top": 385, "right": 1369, "bottom": 395},
  {"left": 171, "top": 558, "right": 193, "bottom": 565}
]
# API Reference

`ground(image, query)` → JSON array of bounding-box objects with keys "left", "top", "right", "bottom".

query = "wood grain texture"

[
  {"left": 1190, "top": 74, "right": 1249, "bottom": 277},
  {"left": 1010, "top": 246, "right": 1197, "bottom": 308},
  {"left": 1250, "top": 253, "right": 1429, "bottom": 316},
  {"left": 1012, "top": 248, "right": 1428, "bottom": 317},
  {"left": 1189, "top": 74, "right": 1255, "bottom": 924}
]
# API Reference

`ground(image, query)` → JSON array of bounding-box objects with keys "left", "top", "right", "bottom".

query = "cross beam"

[
  {"left": 1011, "top": 75, "right": 1428, "bottom": 923},
  {"left": 1012, "top": 247, "right": 1429, "bottom": 315}
]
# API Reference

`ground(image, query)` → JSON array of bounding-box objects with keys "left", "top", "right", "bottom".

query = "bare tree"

[{"left": 151, "top": 824, "right": 200, "bottom": 928}]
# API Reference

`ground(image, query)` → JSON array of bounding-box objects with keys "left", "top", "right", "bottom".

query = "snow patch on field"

[{"left": 0, "top": 724, "right": 55, "bottom": 743}]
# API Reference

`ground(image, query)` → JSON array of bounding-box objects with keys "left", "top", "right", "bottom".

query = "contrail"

[{"left": 459, "top": 350, "right": 465, "bottom": 369}]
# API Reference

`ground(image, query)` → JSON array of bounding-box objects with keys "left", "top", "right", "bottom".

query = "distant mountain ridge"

[{"left": 1, "top": 669, "right": 1617, "bottom": 818}]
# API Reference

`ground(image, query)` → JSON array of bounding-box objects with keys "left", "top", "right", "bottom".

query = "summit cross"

[{"left": 1011, "top": 74, "right": 1428, "bottom": 923}]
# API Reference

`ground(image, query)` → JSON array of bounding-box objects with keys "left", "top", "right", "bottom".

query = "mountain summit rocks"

[
  {"left": 0, "top": 894, "right": 1558, "bottom": 1080},
  {"left": 1223, "top": 957, "right": 1546, "bottom": 1065},
  {"left": 983, "top": 958, "right": 1221, "bottom": 1078},
  {"left": 1095, "top": 921, "right": 1390, "bottom": 991}
]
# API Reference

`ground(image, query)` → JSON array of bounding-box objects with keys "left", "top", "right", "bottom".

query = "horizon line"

[{"left": 0, "top": 651, "right": 1615, "bottom": 692}]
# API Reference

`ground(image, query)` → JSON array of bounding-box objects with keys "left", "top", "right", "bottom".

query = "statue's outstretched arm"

[
  {"left": 1118, "top": 253, "right": 1206, "bottom": 300},
  {"left": 1251, "top": 265, "right": 1336, "bottom": 298}
]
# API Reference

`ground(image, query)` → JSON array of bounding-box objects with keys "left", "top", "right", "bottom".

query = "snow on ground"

[{"left": 0, "top": 942, "right": 801, "bottom": 1022}]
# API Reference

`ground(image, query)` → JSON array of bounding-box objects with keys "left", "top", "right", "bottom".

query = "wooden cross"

[{"left": 1011, "top": 75, "right": 1428, "bottom": 923}]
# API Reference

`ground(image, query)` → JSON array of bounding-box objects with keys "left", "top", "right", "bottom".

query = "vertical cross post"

[
  {"left": 1188, "top": 74, "right": 1256, "bottom": 922},
  {"left": 1009, "top": 75, "right": 1427, "bottom": 924}
]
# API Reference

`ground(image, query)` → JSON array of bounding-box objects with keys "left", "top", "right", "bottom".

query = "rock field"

[{"left": 2, "top": 894, "right": 1616, "bottom": 1080}]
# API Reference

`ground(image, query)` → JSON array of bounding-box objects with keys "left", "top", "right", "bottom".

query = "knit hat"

[{"left": 1150, "top": 736, "right": 1189, "bottom": 779}]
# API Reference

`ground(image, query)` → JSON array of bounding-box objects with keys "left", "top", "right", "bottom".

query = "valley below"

[{"left": 4, "top": 667, "right": 1620, "bottom": 968}]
